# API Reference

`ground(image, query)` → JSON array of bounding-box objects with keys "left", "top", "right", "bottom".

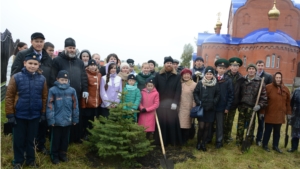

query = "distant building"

[{"left": 196, "top": 0, "right": 300, "bottom": 84}]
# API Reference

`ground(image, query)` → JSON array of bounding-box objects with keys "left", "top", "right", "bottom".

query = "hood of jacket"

[
  {"left": 54, "top": 81, "right": 70, "bottom": 90},
  {"left": 159, "top": 67, "right": 177, "bottom": 75},
  {"left": 79, "top": 49, "right": 92, "bottom": 60}
]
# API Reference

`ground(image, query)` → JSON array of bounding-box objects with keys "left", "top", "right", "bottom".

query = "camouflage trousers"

[
  {"left": 236, "top": 107, "right": 256, "bottom": 145},
  {"left": 223, "top": 109, "right": 237, "bottom": 141}
]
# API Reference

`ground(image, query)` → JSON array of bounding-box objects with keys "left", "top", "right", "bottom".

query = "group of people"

[{"left": 4, "top": 32, "right": 300, "bottom": 169}]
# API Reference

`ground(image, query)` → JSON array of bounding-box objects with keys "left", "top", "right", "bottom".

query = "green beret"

[
  {"left": 229, "top": 57, "right": 243, "bottom": 67},
  {"left": 215, "top": 58, "right": 229, "bottom": 68}
]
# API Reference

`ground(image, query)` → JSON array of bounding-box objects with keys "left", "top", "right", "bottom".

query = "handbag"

[{"left": 190, "top": 103, "right": 204, "bottom": 118}]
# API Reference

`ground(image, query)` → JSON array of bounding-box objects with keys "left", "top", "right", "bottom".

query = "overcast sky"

[{"left": 3, "top": 0, "right": 297, "bottom": 66}]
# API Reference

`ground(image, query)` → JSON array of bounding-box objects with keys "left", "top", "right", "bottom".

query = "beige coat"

[{"left": 179, "top": 80, "right": 197, "bottom": 128}]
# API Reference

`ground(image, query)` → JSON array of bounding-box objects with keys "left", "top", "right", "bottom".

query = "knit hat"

[
  {"left": 146, "top": 77, "right": 154, "bottom": 84},
  {"left": 246, "top": 63, "right": 257, "bottom": 71},
  {"left": 126, "top": 59, "right": 135, "bottom": 67},
  {"left": 57, "top": 70, "right": 69, "bottom": 79},
  {"left": 204, "top": 66, "right": 215, "bottom": 75},
  {"left": 127, "top": 74, "right": 136, "bottom": 80},
  {"left": 164, "top": 56, "right": 173, "bottom": 64},
  {"left": 65, "top": 38, "right": 76, "bottom": 47},
  {"left": 120, "top": 62, "right": 130, "bottom": 70},
  {"left": 194, "top": 57, "right": 204, "bottom": 62},
  {"left": 24, "top": 53, "right": 41, "bottom": 62},
  {"left": 88, "top": 59, "right": 97, "bottom": 66},
  {"left": 31, "top": 32, "right": 45, "bottom": 40},
  {"left": 173, "top": 59, "right": 179, "bottom": 64},
  {"left": 180, "top": 68, "right": 192, "bottom": 76},
  {"left": 148, "top": 60, "right": 156, "bottom": 67}
]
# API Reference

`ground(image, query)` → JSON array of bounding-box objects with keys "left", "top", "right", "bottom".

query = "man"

[
  {"left": 148, "top": 60, "right": 157, "bottom": 76},
  {"left": 11, "top": 32, "right": 53, "bottom": 154},
  {"left": 51, "top": 37, "right": 88, "bottom": 143},
  {"left": 127, "top": 58, "right": 137, "bottom": 75},
  {"left": 236, "top": 64, "right": 267, "bottom": 148},
  {"left": 154, "top": 56, "right": 182, "bottom": 146},
  {"left": 255, "top": 60, "right": 273, "bottom": 146},
  {"left": 223, "top": 57, "right": 244, "bottom": 143},
  {"left": 172, "top": 59, "right": 180, "bottom": 73},
  {"left": 191, "top": 57, "right": 205, "bottom": 82},
  {"left": 92, "top": 53, "right": 101, "bottom": 70},
  {"left": 44, "top": 42, "right": 55, "bottom": 59}
]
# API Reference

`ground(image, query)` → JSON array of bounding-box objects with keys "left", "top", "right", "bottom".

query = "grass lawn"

[{"left": 1, "top": 100, "right": 300, "bottom": 168}]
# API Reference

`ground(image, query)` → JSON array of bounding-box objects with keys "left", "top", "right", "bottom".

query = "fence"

[{"left": 1, "top": 84, "right": 6, "bottom": 101}]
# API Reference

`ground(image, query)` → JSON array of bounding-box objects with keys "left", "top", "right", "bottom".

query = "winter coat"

[
  {"left": 100, "top": 74, "right": 122, "bottom": 108},
  {"left": 51, "top": 51, "right": 88, "bottom": 98},
  {"left": 226, "top": 70, "right": 244, "bottom": 110},
  {"left": 6, "top": 55, "right": 14, "bottom": 86},
  {"left": 81, "top": 68, "right": 102, "bottom": 108},
  {"left": 215, "top": 74, "right": 234, "bottom": 112},
  {"left": 122, "top": 82, "right": 141, "bottom": 121},
  {"left": 239, "top": 75, "right": 267, "bottom": 109},
  {"left": 11, "top": 46, "right": 53, "bottom": 88},
  {"left": 138, "top": 88, "right": 160, "bottom": 132},
  {"left": 136, "top": 72, "right": 154, "bottom": 90},
  {"left": 150, "top": 70, "right": 157, "bottom": 77},
  {"left": 178, "top": 80, "right": 197, "bottom": 128},
  {"left": 260, "top": 83, "right": 291, "bottom": 124},
  {"left": 5, "top": 68, "right": 48, "bottom": 120},
  {"left": 153, "top": 67, "right": 181, "bottom": 108},
  {"left": 291, "top": 88, "right": 300, "bottom": 129},
  {"left": 46, "top": 81, "right": 79, "bottom": 127},
  {"left": 258, "top": 71, "right": 273, "bottom": 85}
]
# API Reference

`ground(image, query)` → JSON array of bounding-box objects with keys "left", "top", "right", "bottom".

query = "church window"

[
  {"left": 205, "top": 54, "right": 208, "bottom": 63},
  {"left": 243, "top": 56, "right": 247, "bottom": 67},
  {"left": 266, "top": 56, "right": 270, "bottom": 68},
  {"left": 276, "top": 56, "right": 280, "bottom": 68},
  {"left": 271, "top": 54, "right": 275, "bottom": 68}
]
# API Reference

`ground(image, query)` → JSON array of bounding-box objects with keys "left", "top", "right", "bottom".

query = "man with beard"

[
  {"left": 153, "top": 56, "right": 182, "bottom": 146},
  {"left": 191, "top": 57, "right": 205, "bottom": 82},
  {"left": 51, "top": 37, "right": 88, "bottom": 143}
]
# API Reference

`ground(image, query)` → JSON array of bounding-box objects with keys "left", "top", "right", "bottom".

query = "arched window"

[
  {"left": 243, "top": 56, "right": 247, "bottom": 67},
  {"left": 276, "top": 56, "right": 280, "bottom": 68},
  {"left": 266, "top": 56, "right": 270, "bottom": 68},
  {"left": 271, "top": 54, "right": 275, "bottom": 68},
  {"left": 205, "top": 54, "right": 208, "bottom": 64}
]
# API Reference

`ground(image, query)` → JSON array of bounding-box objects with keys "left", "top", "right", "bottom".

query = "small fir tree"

[{"left": 85, "top": 92, "right": 153, "bottom": 167}]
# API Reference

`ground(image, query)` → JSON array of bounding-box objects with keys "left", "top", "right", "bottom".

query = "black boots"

[{"left": 196, "top": 142, "right": 207, "bottom": 151}]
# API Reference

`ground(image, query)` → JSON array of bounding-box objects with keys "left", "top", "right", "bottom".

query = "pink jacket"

[{"left": 138, "top": 87, "right": 159, "bottom": 132}]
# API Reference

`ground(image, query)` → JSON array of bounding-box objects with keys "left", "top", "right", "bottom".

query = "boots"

[
  {"left": 196, "top": 142, "right": 201, "bottom": 150},
  {"left": 201, "top": 143, "right": 207, "bottom": 152}
]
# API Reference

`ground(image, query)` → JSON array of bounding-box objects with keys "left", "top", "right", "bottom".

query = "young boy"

[
  {"left": 123, "top": 74, "right": 141, "bottom": 122},
  {"left": 5, "top": 53, "right": 48, "bottom": 168},
  {"left": 46, "top": 70, "right": 79, "bottom": 164}
]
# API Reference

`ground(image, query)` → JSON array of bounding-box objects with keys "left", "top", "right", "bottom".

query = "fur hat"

[{"left": 164, "top": 56, "right": 173, "bottom": 64}]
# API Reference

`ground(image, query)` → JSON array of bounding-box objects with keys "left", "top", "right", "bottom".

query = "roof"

[
  {"left": 232, "top": 0, "right": 300, "bottom": 14},
  {"left": 197, "top": 33, "right": 214, "bottom": 46},
  {"left": 203, "top": 34, "right": 231, "bottom": 44}
]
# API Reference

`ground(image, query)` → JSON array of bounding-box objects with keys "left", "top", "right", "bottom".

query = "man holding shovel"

[{"left": 236, "top": 64, "right": 267, "bottom": 147}]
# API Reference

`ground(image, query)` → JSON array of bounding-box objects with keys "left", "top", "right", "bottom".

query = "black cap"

[
  {"left": 195, "top": 57, "right": 204, "bottom": 62},
  {"left": 31, "top": 32, "right": 45, "bottom": 40},
  {"left": 164, "top": 56, "right": 173, "bottom": 64},
  {"left": 148, "top": 60, "right": 156, "bottom": 67},
  {"left": 65, "top": 38, "right": 76, "bottom": 47},
  {"left": 88, "top": 59, "right": 97, "bottom": 66},
  {"left": 57, "top": 70, "right": 69, "bottom": 79},
  {"left": 146, "top": 77, "right": 154, "bottom": 84},
  {"left": 127, "top": 59, "right": 135, "bottom": 66},
  {"left": 204, "top": 66, "right": 215, "bottom": 75},
  {"left": 215, "top": 58, "right": 230, "bottom": 68},
  {"left": 127, "top": 74, "right": 136, "bottom": 80},
  {"left": 24, "top": 53, "right": 41, "bottom": 62},
  {"left": 173, "top": 59, "right": 179, "bottom": 64}
]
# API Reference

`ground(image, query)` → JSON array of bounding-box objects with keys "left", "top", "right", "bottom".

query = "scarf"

[
  {"left": 118, "top": 72, "right": 129, "bottom": 81},
  {"left": 201, "top": 76, "right": 216, "bottom": 88},
  {"left": 126, "top": 84, "right": 137, "bottom": 90}
]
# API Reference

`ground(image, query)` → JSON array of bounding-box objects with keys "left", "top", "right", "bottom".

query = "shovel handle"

[{"left": 155, "top": 113, "right": 166, "bottom": 157}]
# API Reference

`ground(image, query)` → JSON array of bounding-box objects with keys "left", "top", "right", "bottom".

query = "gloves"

[
  {"left": 171, "top": 103, "right": 177, "bottom": 110},
  {"left": 287, "top": 115, "right": 292, "bottom": 120},
  {"left": 8, "top": 116, "right": 16, "bottom": 125},
  {"left": 82, "top": 92, "right": 89, "bottom": 98},
  {"left": 141, "top": 108, "right": 147, "bottom": 113},
  {"left": 195, "top": 71, "right": 201, "bottom": 76},
  {"left": 40, "top": 114, "right": 46, "bottom": 122},
  {"left": 253, "top": 105, "right": 261, "bottom": 112},
  {"left": 259, "top": 114, "right": 264, "bottom": 120}
]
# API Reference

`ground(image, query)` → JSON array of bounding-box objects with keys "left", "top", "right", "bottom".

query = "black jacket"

[
  {"left": 193, "top": 80, "right": 220, "bottom": 112},
  {"left": 215, "top": 75, "right": 234, "bottom": 112},
  {"left": 11, "top": 46, "right": 53, "bottom": 88},
  {"left": 258, "top": 71, "right": 273, "bottom": 85},
  {"left": 154, "top": 68, "right": 181, "bottom": 108},
  {"left": 226, "top": 70, "right": 244, "bottom": 110},
  {"left": 291, "top": 87, "right": 300, "bottom": 129},
  {"left": 51, "top": 51, "right": 88, "bottom": 98}
]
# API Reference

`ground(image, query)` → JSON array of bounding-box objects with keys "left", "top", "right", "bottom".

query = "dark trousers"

[
  {"left": 256, "top": 111, "right": 264, "bottom": 142},
  {"left": 291, "top": 137, "right": 299, "bottom": 150},
  {"left": 36, "top": 120, "right": 48, "bottom": 150},
  {"left": 50, "top": 126, "right": 70, "bottom": 160},
  {"left": 181, "top": 129, "right": 189, "bottom": 144},
  {"left": 100, "top": 107, "right": 110, "bottom": 118},
  {"left": 13, "top": 118, "right": 39, "bottom": 165},
  {"left": 81, "top": 115, "right": 94, "bottom": 138},
  {"left": 262, "top": 123, "right": 281, "bottom": 147},
  {"left": 207, "top": 112, "right": 224, "bottom": 144}
]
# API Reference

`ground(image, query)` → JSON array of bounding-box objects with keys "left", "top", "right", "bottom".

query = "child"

[
  {"left": 136, "top": 62, "right": 154, "bottom": 90},
  {"left": 118, "top": 62, "right": 130, "bottom": 89},
  {"left": 5, "top": 53, "right": 48, "bottom": 168},
  {"left": 46, "top": 70, "right": 79, "bottom": 164},
  {"left": 123, "top": 74, "right": 141, "bottom": 122},
  {"left": 100, "top": 62, "right": 123, "bottom": 117},
  {"left": 81, "top": 59, "right": 102, "bottom": 140},
  {"left": 138, "top": 78, "right": 160, "bottom": 139}
]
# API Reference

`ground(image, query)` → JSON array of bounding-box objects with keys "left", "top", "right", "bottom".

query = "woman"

[
  {"left": 79, "top": 50, "right": 92, "bottom": 67},
  {"left": 136, "top": 62, "right": 154, "bottom": 90},
  {"left": 288, "top": 85, "right": 300, "bottom": 152},
  {"left": 179, "top": 68, "right": 197, "bottom": 144},
  {"left": 100, "top": 62, "right": 122, "bottom": 117},
  {"left": 260, "top": 72, "right": 291, "bottom": 153},
  {"left": 193, "top": 66, "right": 220, "bottom": 151},
  {"left": 6, "top": 42, "right": 27, "bottom": 86},
  {"left": 118, "top": 62, "right": 130, "bottom": 89},
  {"left": 100, "top": 53, "right": 120, "bottom": 76}
]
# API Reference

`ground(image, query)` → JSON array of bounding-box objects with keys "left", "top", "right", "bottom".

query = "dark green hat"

[
  {"left": 215, "top": 58, "right": 229, "bottom": 68},
  {"left": 246, "top": 63, "right": 257, "bottom": 71},
  {"left": 229, "top": 57, "right": 243, "bottom": 67}
]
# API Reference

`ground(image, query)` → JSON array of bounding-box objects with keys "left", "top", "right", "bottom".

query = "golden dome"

[
  {"left": 268, "top": 1, "right": 280, "bottom": 18},
  {"left": 216, "top": 20, "right": 222, "bottom": 27}
]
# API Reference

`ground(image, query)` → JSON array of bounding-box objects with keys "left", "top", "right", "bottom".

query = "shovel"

[
  {"left": 241, "top": 77, "right": 264, "bottom": 152},
  {"left": 155, "top": 113, "right": 174, "bottom": 169}
]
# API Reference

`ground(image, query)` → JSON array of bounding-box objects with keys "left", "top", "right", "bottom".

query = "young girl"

[
  {"left": 81, "top": 59, "right": 102, "bottom": 140},
  {"left": 136, "top": 62, "right": 154, "bottom": 90},
  {"left": 138, "top": 78, "right": 160, "bottom": 139},
  {"left": 100, "top": 62, "right": 122, "bottom": 117},
  {"left": 193, "top": 66, "right": 220, "bottom": 151},
  {"left": 118, "top": 62, "right": 130, "bottom": 89}
]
